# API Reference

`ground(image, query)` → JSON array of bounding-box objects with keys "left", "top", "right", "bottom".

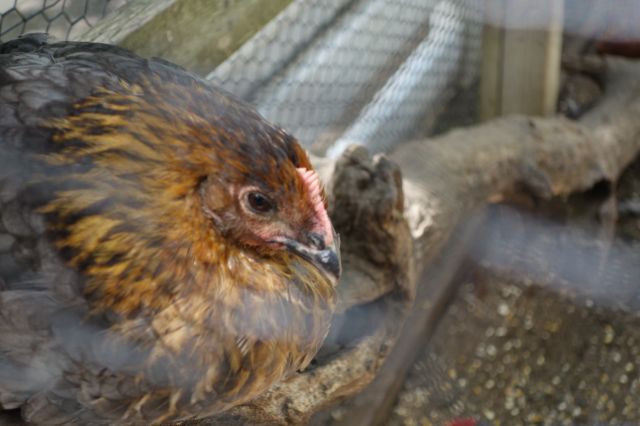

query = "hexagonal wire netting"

[
  {"left": 0, "top": 0, "right": 483, "bottom": 157},
  {"left": 0, "top": 0, "right": 126, "bottom": 41},
  {"left": 209, "top": 0, "right": 483, "bottom": 156}
]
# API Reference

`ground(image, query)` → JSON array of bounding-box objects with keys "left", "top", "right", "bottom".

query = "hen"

[{"left": 0, "top": 34, "right": 340, "bottom": 424}]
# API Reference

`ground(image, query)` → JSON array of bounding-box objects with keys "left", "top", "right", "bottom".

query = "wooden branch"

[
  {"left": 181, "top": 58, "right": 640, "bottom": 426},
  {"left": 400, "top": 58, "right": 640, "bottom": 266},
  {"left": 329, "top": 57, "right": 640, "bottom": 426}
]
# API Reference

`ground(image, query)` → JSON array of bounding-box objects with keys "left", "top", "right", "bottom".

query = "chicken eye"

[{"left": 245, "top": 191, "right": 275, "bottom": 214}]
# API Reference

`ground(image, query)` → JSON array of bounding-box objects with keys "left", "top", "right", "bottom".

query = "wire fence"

[
  {"left": 0, "top": 0, "right": 126, "bottom": 41},
  {"left": 209, "top": 0, "right": 483, "bottom": 156},
  {"left": 0, "top": 0, "right": 483, "bottom": 157}
]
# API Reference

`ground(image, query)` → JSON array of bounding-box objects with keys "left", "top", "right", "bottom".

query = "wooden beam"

[
  {"left": 479, "top": 0, "right": 506, "bottom": 120},
  {"left": 80, "top": 0, "right": 293, "bottom": 75},
  {"left": 481, "top": 0, "right": 564, "bottom": 119},
  {"left": 78, "top": 0, "right": 176, "bottom": 45},
  {"left": 327, "top": 212, "right": 485, "bottom": 426}
]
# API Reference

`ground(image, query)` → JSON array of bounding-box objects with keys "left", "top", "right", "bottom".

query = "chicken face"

[{"left": 200, "top": 162, "right": 340, "bottom": 285}]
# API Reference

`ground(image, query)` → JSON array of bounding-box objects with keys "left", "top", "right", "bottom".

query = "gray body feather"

[{"left": 0, "top": 34, "right": 202, "bottom": 425}]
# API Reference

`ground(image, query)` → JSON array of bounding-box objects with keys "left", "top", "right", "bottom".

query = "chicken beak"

[{"left": 275, "top": 230, "right": 341, "bottom": 285}]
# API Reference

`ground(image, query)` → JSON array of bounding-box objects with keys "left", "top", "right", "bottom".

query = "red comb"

[{"left": 296, "top": 168, "right": 333, "bottom": 245}]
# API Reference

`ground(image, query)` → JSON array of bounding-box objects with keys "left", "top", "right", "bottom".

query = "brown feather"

[{"left": 1, "top": 43, "right": 336, "bottom": 424}]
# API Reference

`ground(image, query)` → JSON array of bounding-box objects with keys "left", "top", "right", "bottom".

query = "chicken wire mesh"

[
  {"left": 0, "top": 0, "right": 484, "bottom": 158},
  {"left": 0, "top": 0, "right": 126, "bottom": 41},
  {"left": 209, "top": 0, "right": 483, "bottom": 156}
]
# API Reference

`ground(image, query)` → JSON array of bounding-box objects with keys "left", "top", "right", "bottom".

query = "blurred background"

[
  {"left": 3, "top": 0, "right": 637, "bottom": 158},
  {"left": 1, "top": 0, "right": 483, "bottom": 155},
  {"left": 2, "top": 1, "right": 640, "bottom": 425}
]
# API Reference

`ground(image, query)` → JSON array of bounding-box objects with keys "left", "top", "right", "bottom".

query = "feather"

[{"left": 0, "top": 34, "right": 339, "bottom": 424}]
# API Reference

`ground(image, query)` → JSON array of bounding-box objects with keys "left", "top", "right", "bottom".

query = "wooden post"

[
  {"left": 481, "top": 0, "right": 564, "bottom": 120},
  {"left": 79, "top": 0, "right": 293, "bottom": 76}
]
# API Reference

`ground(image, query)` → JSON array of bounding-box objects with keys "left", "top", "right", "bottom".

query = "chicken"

[{"left": 0, "top": 34, "right": 340, "bottom": 425}]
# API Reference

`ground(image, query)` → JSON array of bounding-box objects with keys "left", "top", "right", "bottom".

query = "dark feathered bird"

[{"left": 0, "top": 34, "right": 340, "bottom": 425}]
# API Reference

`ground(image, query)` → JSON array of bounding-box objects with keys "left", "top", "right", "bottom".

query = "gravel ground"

[{"left": 388, "top": 266, "right": 640, "bottom": 426}]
